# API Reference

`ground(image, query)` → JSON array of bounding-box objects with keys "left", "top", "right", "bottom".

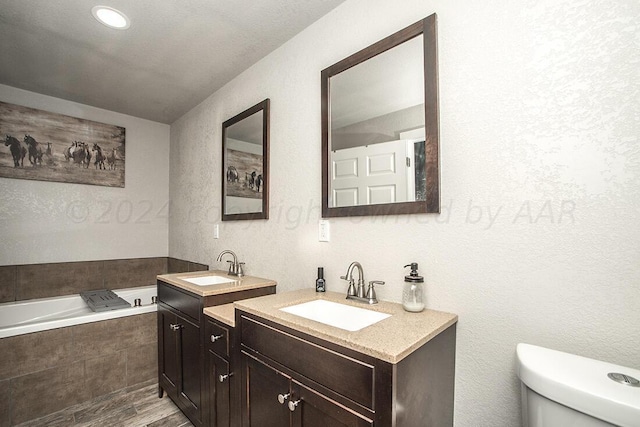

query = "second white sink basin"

[
  {"left": 180, "top": 275, "right": 236, "bottom": 286},
  {"left": 280, "top": 299, "right": 391, "bottom": 332}
]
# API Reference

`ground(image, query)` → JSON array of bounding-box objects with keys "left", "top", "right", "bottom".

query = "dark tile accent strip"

[
  {"left": 188, "top": 261, "right": 209, "bottom": 272},
  {"left": 4, "top": 257, "right": 209, "bottom": 301},
  {"left": 103, "top": 257, "right": 168, "bottom": 289},
  {"left": 167, "top": 257, "right": 189, "bottom": 274},
  {"left": 16, "top": 261, "right": 104, "bottom": 300},
  {"left": 0, "top": 266, "right": 16, "bottom": 303}
]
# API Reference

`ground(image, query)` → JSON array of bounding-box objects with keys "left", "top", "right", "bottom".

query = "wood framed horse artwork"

[{"left": 0, "top": 101, "right": 125, "bottom": 187}]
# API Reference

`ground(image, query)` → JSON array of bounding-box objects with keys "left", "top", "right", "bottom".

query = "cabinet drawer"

[
  {"left": 206, "top": 319, "right": 230, "bottom": 359},
  {"left": 158, "top": 281, "right": 201, "bottom": 322},
  {"left": 240, "top": 314, "right": 375, "bottom": 409}
]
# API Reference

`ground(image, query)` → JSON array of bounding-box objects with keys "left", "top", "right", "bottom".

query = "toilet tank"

[{"left": 516, "top": 343, "right": 640, "bottom": 427}]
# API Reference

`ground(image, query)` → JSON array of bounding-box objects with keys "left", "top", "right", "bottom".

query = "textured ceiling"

[{"left": 0, "top": 0, "right": 345, "bottom": 123}]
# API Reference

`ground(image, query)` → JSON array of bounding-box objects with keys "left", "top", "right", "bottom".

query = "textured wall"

[
  {"left": 0, "top": 84, "right": 170, "bottom": 265},
  {"left": 169, "top": 0, "right": 640, "bottom": 426}
]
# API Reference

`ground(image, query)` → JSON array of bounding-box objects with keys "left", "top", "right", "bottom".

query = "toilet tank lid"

[{"left": 516, "top": 343, "right": 640, "bottom": 427}]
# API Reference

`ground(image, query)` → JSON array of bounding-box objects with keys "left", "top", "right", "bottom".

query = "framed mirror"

[
  {"left": 222, "top": 99, "right": 270, "bottom": 221},
  {"left": 321, "top": 14, "right": 439, "bottom": 217}
]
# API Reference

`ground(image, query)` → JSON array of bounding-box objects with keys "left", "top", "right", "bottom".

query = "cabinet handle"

[
  {"left": 288, "top": 399, "right": 301, "bottom": 412},
  {"left": 218, "top": 372, "right": 233, "bottom": 383},
  {"left": 211, "top": 334, "right": 223, "bottom": 342},
  {"left": 169, "top": 323, "right": 182, "bottom": 331},
  {"left": 277, "top": 393, "right": 290, "bottom": 404}
]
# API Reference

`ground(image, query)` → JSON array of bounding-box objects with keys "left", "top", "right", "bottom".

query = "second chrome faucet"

[
  {"left": 341, "top": 261, "right": 384, "bottom": 304},
  {"left": 216, "top": 250, "right": 245, "bottom": 277}
]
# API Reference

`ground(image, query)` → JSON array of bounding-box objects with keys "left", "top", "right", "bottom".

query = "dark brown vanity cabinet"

[
  {"left": 243, "top": 353, "right": 372, "bottom": 427},
  {"left": 158, "top": 279, "right": 276, "bottom": 427},
  {"left": 238, "top": 311, "right": 456, "bottom": 427},
  {"left": 158, "top": 283, "right": 206, "bottom": 426},
  {"left": 205, "top": 318, "right": 234, "bottom": 427}
]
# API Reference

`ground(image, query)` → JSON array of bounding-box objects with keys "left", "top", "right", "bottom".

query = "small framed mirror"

[
  {"left": 222, "top": 99, "right": 270, "bottom": 221},
  {"left": 321, "top": 14, "right": 439, "bottom": 217}
]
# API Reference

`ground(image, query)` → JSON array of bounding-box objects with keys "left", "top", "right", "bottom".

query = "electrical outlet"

[
  {"left": 214, "top": 224, "right": 219, "bottom": 239},
  {"left": 319, "top": 220, "right": 330, "bottom": 242}
]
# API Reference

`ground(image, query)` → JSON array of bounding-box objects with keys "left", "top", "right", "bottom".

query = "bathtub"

[{"left": 0, "top": 285, "right": 157, "bottom": 339}]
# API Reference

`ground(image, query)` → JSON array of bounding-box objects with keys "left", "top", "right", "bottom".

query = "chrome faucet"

[
  {"left": 216, "top": 250, "right": 244, "bottom": 277},
  {"left": 341, "top": 262, "right": 384, "bottom": 304}
]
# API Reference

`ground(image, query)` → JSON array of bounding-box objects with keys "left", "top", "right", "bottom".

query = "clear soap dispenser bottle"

[{"left": 402, "top": 262, "right": 425, "bottom": 312}]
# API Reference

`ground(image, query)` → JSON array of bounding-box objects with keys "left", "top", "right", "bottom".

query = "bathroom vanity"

[
  {"left": 232, "top": 289, "right": 457, "bottom": 426},
  {"left": 156, "top": 271, "right": 276, "bottom": 427}
]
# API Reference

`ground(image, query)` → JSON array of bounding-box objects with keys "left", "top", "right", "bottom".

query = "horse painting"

[
  {"left": 92, "top": 143, "right": 106, "bottom": 170},
  {"left": 4, "top": 135, "right": 27, "bottom": 167},
  {"left": 226, "top": 166, "right": 239, "bottom": 182},
  {"left": 255, "top": 174, "right": 263, "bottom": 192},
  {"left": 70, "top": 141, "right": 91, "bottom": 168},
  {"left": 23, "top": 134, "right": 44, "bottom": 166},
  {"left": 107, "top": 147, "right": 117, "bottom": 170}
]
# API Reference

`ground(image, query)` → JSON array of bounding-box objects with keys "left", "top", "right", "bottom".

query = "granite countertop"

[
  {"left": 233, "top": 289, "right": 458, "bottom": 364},
  {"left": 157, "top": 270, "right": 277, "bottom": 297},
  {"left": 204, "top": 303, "right": 236, "bottom": 327}
]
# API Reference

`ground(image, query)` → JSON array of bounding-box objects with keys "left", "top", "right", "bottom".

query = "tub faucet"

[
  {"left": 216, "top": 250, "right": 244, "bottom": 277},
  {"left": 341, "top": 261, "right": 384, "bottom": 304}
]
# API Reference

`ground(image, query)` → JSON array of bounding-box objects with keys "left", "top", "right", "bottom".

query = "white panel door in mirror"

[{"left": 331, "top": 139, "right": 412, "bottom": 207}]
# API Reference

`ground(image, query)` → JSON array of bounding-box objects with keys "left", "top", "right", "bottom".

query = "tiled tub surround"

[
  {"left": 0, "top": 312, "right": 157, "bottom": 426},
  {"left": 0, "top": 256, "right": 208, "bottom": 303},
  {"left": 0, "top": 256, "right": 208, "bottom": 426}
]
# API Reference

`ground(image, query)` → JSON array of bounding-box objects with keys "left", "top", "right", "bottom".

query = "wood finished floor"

[{"left": 14, "top": 380, "right": 194, "bottom": 427}]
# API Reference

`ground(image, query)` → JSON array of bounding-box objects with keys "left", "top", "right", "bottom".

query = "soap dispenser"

[{"left": 402, "top": 263, "right": 425, "bottom": 312}]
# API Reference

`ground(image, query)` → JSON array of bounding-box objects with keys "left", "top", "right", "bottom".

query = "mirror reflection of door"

[
  {"left": 328, "top": 35, "right": 426, "bottom": 209},
  {"left": 331, "top": 137, "right": 426, "bottom": 207}
]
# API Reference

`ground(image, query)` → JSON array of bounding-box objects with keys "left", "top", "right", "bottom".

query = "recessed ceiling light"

[{"left": 91, "top": 6, "right": 130, "bottom": 30}]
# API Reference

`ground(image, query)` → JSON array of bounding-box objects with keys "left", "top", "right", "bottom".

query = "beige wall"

[
  {"left": 169, "top": 0, "right": 640, "bottom": 425},
  {"left": 0, "top": 84, "right": 170, "bottom": 265}
]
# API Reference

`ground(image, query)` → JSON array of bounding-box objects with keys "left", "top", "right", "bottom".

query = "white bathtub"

[{"left": 0, "top": 285, "right": 157, "bottom": 339}]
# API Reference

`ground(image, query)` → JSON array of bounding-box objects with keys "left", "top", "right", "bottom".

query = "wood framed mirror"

[
  {"left": 222, "top": 99, "right": 270, "bottom": 221},
  {"left": 321, "top": 14, "right": 439, "bottom": 217}
]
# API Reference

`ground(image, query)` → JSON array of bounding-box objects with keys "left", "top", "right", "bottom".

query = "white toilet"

[{"left": 516, "top": 343, "right": 640, "bottom": 427}]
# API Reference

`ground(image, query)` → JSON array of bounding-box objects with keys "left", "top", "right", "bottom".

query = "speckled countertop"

[
  {"left": 157, "top": 270, "right": 277, "bottom": 297},
  {"left": 233, "top": 289, "right": 457, "bottom": 364},
  {"left": 204, "top": 303, "right": 236, "bottom": 327}
]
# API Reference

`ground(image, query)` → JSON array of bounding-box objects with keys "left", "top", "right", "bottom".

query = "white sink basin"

[
  {"left": 180, "top": 275, "right": 236, "bottom": 286},
  {"left": 280, "top": 299, "right": 391, "bottom": 332}
]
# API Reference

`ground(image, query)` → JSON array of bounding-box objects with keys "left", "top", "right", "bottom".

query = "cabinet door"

[
  {"left": 158, "top": 305, "right": 179, "bottom": 394},
  {"left": 290, "top": 380, "right": 374, "bottom": 427},
  {"left": 242, "top": 353, "right": 291, "bottom": 427},
  {"left": 208, "top": 350, "right": 230, "bottom": 427},
  {"left": 178, "top": 314, "right": 202, "bottom": 418}
]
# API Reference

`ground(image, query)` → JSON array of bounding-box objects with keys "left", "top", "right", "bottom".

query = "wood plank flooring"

[{"left": 14, "top": 380, "right": 194, "bottom": 427}]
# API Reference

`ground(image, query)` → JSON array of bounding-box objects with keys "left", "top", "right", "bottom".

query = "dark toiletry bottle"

[{"left": 316, "top": 267, "right": 326, "bottom": 292}]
